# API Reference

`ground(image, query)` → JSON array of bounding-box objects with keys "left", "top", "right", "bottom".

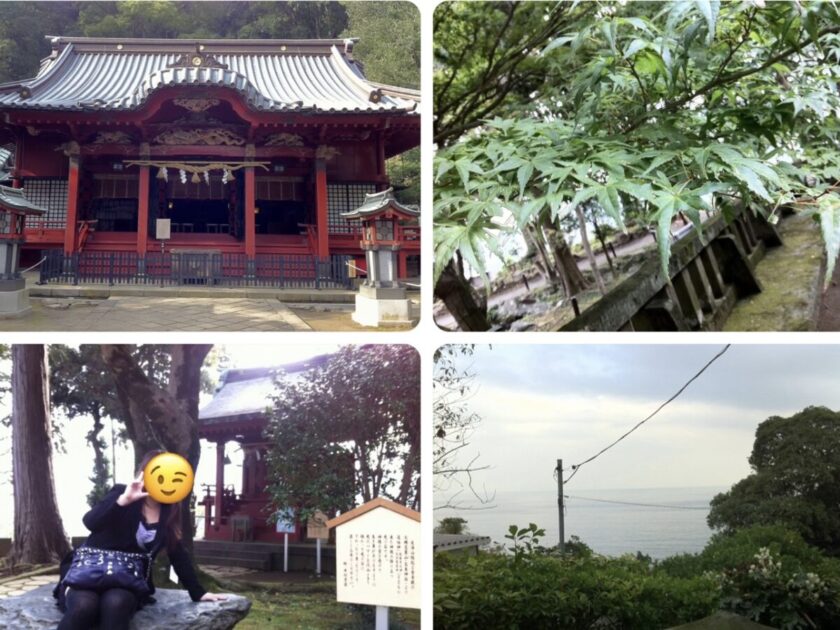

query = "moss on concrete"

[{"left": 723, "top": 212, "right": 824, "bottom": 332}]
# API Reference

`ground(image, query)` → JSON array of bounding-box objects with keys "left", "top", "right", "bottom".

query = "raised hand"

[{"left": 117, "top": 472, "right": 149, "bottom": 506}]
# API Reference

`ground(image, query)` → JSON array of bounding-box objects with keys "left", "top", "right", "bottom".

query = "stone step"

[{"left": 193, "top": 552, "right": 271, "bottom": 571}]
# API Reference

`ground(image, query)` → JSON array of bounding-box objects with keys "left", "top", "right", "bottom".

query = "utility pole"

[{"left": 556, "top": 459, "right": 565, "bottom": 554}]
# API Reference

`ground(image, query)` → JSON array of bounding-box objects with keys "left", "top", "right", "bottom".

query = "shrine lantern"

[
  {"left": 0, "top": 186, "right": 45, "bottom": 316},
  {"left": 341, "top": 188, "right": 419, "bottom": 326},
  {"left": 342, "top": 188, "right": 419, "bottom": 289}
]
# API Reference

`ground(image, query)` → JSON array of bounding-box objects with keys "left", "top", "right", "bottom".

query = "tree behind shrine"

[{"left": 265, "top": 345, "right": 421, "bottom": 520}]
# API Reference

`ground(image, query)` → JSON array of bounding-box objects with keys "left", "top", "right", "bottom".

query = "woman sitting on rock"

[{"left": 54, "top": 450, "right": 227, "bottom": 630}]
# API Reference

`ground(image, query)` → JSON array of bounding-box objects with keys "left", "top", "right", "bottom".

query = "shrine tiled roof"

[
  {"left": 0, "top": 37, "right": 419, "bottom": 114},
  {"left": 0, "top": 185, "right": 46, "bottom": 215},
  {"left": 342, "top": 187, "right": 420, "bottom": 220},
  {"left": 0, "top": 149, "right": 12, "bottom": 182},
  {"left": 199, "top": 354, "right": 332, "bottom": 425}
]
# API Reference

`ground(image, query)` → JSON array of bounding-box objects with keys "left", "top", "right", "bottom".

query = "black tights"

[{"left": 57, "top": 587, "right": 138, "bottom": 630}]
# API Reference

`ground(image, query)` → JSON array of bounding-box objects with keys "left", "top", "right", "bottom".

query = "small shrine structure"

[
  {"left": 197, "top": 354, "right": 337, "bottom": 543},
  {"left": 0, "top": 36, "right": 420, "bottom": 287}
]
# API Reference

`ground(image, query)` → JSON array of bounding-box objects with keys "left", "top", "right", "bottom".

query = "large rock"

[{"left": 0, "top": 584, "right": 251, "bottom": 629}]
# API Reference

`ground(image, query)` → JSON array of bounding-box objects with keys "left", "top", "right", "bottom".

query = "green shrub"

[
  {"left": 657, "top": 525, "right": 840, "bottom": 581},
  {"left": 435, "top": 524, "right": 840, "bottom": 629},
  {"left": 435, "top": 550, "right": 717, "bottom": 629},
  {"left": 715, "top": 546, "right": 839, "bottom": 629}
]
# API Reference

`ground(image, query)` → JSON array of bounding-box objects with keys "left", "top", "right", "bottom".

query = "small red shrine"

[
  {"left": 198, "top": 354, "right": 336, "bottom": 543},
  {"left": 0, "top": 36, "right": 420, "bottom": 286}
]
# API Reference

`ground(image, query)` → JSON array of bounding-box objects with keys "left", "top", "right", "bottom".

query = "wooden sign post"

[
  {"left": 307, "top": 509, "right": 329, "bottom": 577},
  {"left": 327, "top": 498, "right": 421, "bottom": 630}
]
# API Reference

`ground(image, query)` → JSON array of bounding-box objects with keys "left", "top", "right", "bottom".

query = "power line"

[
  {"left": 564, "top": 344, "right": 731, "bottom": 485},
  {"left": 565, "top": 494, "right": 709, "bottom": 511}
]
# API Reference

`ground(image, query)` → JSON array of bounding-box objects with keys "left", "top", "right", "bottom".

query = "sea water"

[{"left": 436, "top": 486, "right": 724, "bottom": 559}]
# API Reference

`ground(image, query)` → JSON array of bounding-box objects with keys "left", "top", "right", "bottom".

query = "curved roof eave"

[{"left": 0, "top": 37, "right": 420, "bottom": 115}]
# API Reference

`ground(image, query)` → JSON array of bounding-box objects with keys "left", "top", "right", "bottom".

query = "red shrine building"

[
  {"left": 0, "top": 36, "right": 420, "bottom": 287},
  {"left": 197, "top": 355, "right": 336, "bottom": 546}
]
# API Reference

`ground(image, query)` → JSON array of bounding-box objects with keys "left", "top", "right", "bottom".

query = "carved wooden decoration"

[
  {"left": 56, "top": 141, "right": 80, "bottom": 157},
  {"left": 167, "top": 45, "right": 228, "bottom": 70},
  {"left": 316, "top": 145, "right": 340, "bottom": 161},
  {"left": 152, "top": 128, "right": 245, "bottom": 146},
  {"left": 264, "top": 132, "right": 304, "bottom": 147},
  {"left": 173, "top": 98, "right": 220, "bottom": 113},
  {"left": 92, "top": 131, "right": 134, "bottom": 145}
]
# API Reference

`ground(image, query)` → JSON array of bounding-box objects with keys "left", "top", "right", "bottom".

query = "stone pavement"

[
  {"left": 0, "top": 296, "right": 313, "bottom": 331},
  {"left": 0, "top": 273, "right": 419, "bottom": 331},
  {"left": 0, "top": 574, "right": 56, "bottom": 598}
]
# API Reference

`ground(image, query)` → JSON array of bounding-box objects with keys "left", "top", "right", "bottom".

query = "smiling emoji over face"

[{"left": 143, "top": 453, "right": 194, "bottom": 504}]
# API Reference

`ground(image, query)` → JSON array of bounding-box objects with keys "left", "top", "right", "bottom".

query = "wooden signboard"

[
  {"left": 327, "top": 497, "right": 421, "bottom": 610},
  {"left": 307, "top": 510, "right": 329, "bottom": 540}
]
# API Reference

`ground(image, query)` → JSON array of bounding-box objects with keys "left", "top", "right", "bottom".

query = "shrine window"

[
  {"left": 327, "top": 182, "right": 376, "bottom": 234},
  {"left": 21, "top": 177, "right": 68, "bottom": 229}
]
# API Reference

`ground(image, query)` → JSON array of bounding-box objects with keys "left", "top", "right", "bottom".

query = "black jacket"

[{"left": 53, "top": 484, "right": 207, "bottom": 607}]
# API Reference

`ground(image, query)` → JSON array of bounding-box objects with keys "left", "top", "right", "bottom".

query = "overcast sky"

[
  {"left": 436, "top": 343, "right": 840, "bottom": 503},
  {"left": 0, "top": 344, "right": 341, "bottom": 538}
]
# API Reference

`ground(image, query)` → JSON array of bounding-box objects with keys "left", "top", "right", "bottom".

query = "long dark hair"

[{"left": 136, "top": 450, "right": 184, "bottom": 552}]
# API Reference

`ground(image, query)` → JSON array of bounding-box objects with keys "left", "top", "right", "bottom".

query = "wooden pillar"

[
  {"left": 11, "top": 134, "right": 22, "bottom": 189},
  {"left": 376, "top": 131, "right": 386, "bottom": 185},
  {"left": 244, "top": 166, "right": 256, "bottom": 258},
  {"left": 315, "top": 158, "right": 329, "bottom": 259},
  {"left": 398, "top": 251, "right": 408, "bottom": 279},
  {"left": 63, "top": 156, "right": 81, "bottom": 254},
  {"left": 136, "top": 165, "right": 150, "bottom": 255},
  {"left": 214, "top": 441, "right": 224, "bottom": 530}
]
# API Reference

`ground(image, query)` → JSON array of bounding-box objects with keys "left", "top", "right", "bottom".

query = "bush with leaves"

[
  {"left": 715, "top": 545, "right": 840, "bottom": 629},
  {"left": 657, "top": 525, "right": 840, "bottom": 627},
  {"left": 435, "top": 531, "right": 718, "bottom": 629},
  {"left": 435, "top": 523, "right": 840, "bottom": 629},
  {"left": 658, "top": 525, "right": 840, "bottom": 580}
]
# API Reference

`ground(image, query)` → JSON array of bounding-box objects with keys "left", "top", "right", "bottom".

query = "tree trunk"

[
  {"left": 524, "top": 222, "right": 559, "bottom": 287},
  {"left": 541, "top": 215, "right": 587, "bottom": 296},
  {"left": 100, "top": 344, "right": 211, "bottom": 553},
  {"left": 435, "top": 259, "right": 490, "bottom": 331},
  {"left": 575, "top": 204, "right": 607, "bottom": 295},
  {"left": 166, "top": 345, "right": 211, "bottom": 553},
  {"left": 590, "top": 213, "right": 616, "bottom": 277},
  {"left": 9, "top": 345, "right": 71, "bottom": 566}
]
